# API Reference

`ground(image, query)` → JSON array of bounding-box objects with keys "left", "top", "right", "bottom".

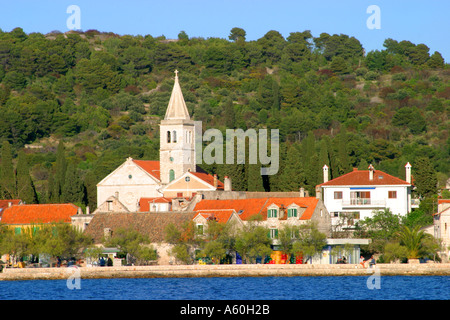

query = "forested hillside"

[{"left": 0, "top": 27, "right": 448, "bottom": 210}]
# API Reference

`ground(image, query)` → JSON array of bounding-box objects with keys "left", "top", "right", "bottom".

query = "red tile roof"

[
  {"left": 196, "top": 209, "right": 236, "bottom": 224},
  {"left": 132, "top": 160, "right": 160, "bottom": 181},
  {"left": 0, "top": 199, "right": 22, "bottom": 209},
  {"left": 318, "top": 168, "right": 410, "bottom": 187},
  {"left": 139, "top": 197, "right": 172, "bottom": 211},
  {"left": 1, "top": 204, "right": 79, "bottom": 225},
  {"left": 191, "top": 172, "right": 224, "bottom": 189},
  {"left": 264, "top": 197, "right": 319, "bottom": 220},
  {"left": 194, "top": 197, "right": 319, "bottom": 221},
  {"left": 132, "top": 160, "right": 222, "bottom": 189}
]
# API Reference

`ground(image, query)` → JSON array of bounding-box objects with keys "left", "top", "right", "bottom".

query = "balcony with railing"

[{"left": 341, "top": 199, "right": 386, "bottom": 208}]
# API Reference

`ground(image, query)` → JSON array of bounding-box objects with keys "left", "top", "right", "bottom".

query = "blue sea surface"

[{"left": 1, "top": 276, "right": 449, "bottom": 300}]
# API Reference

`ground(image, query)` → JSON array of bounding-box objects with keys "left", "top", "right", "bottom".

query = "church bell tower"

[{"left": 159, "top": 70, "right": 198, "bottom": 185}]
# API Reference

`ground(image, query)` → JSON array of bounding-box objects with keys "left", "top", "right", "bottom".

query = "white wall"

[
  {"left": 323, "top": 185, "right": 410, "bottom": 224},
  {"left": 97, "top": 160, "right": 162, "bottom": 212}
]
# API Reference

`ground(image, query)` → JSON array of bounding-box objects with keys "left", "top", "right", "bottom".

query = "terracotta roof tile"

[
  {"left": 194, "top": 197, "right": 319, "bottom": 221},
  {"left": 132, "top": 160, "right": 160, "bottom": 180},
  {"left": 264, "top": 197, "right": 319, "bottom": 220},
  {"left": 191, "top": 172, "right": 224, "bottom": 189},
  {"left": 139, "top": 197, "right": 172, "bottom": 211},
  {"left": 1, "top": 204, "right": 79, "bottom": 224},
  {"left": 319, "top": 168, "right": 410, "bottom": 187},
  {"left": 196, "top": 209, "right": 236, "bottom": 223}
]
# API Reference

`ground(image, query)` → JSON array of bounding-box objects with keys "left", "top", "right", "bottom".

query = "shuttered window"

[
  {"left": 267, "top": 208, "right": 277, "bottom": 218},
  {"left": 287, "top": 208, "right": 298, "bottom": 217}
]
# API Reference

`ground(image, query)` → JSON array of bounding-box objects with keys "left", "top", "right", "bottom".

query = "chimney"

[
  {"left": 315, "top": 185, "right": 322, "bottom": 200},
  {"left": 224, "top": 176, "right": 232, "bottom": 192},
  {"left": 115, "top": 191, "right": 119, "bottom": 199},
  {"left": 405, "top": 162, "right": 412, "bottom": 184},
  {"left": 299, "top": 187, "right": 305, "bottom": 197},
  {"left": 368, "top": 164, "right": 375, "bottom": 181},
  {"left": 8, "top": 202, "right": 12, "bottom": 207},
  {"left": 213, "top": 174, "right": 218, "bottom": 188},
  {"left": 77, "top": 207, "right": 82, "bottom": 215},
  {"left": 323, "top": 165, "right": 329, "bottom": 183},
  {"left": 86, "top": 206, "right": 90, "bottom": 215},
  {"left": 104, "top": 228, "right": 112, "bottom": 240}
]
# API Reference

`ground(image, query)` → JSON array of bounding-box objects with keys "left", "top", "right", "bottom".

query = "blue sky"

[{"left": 1, "top": 0, "right": 449, "bottom": 61}]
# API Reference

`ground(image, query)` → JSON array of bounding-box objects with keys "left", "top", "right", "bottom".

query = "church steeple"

[
  {"left": 164, "top": 70, "right": 190, "bottom": 120},
  {"left": 159, "top": 70, "right": 198, "bottom": 185}
]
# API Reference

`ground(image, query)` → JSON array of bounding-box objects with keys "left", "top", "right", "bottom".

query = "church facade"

[{"left": 96, "top": 71, "right": 222, "bottom": 212}]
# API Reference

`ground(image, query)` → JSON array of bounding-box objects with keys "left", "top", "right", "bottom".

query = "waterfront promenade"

[{"left": 1, "top": 263, "right": 450, "bottom": 280}]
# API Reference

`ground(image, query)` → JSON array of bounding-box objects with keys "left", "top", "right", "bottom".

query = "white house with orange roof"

[
  {"left": 96, "top": 70, "right": 223, "bottom": 212},
  {"left": 317, "top": 163, "right": 413, "bottom": 229}
]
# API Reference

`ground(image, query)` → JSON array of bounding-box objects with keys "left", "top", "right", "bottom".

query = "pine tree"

[
  {"left": 52, "top": 141, "right": 67, "bottom": 202},
  {"left": 247, "top": 162, "right": 265, "bottom": 192},
  {"left": 336, "top": 128, "right": 352, "bottom": 175},
  {"left": 274, "top": 143, "right": 305, "bottom": 192},
  {"left": 62, "top": 160, "right": 85, "bottom": 204},
  {"left": 223, "top": 97, "right": 235, "bottom": 129},
  {"left": 413, "top": 157, "right": 438, "bottom": 198},
  {"left": 15, "top": 151, "right": 37, "bottom": 204},
  {"left": 1, "top": 141, "right": 16, "bottom": 199}
]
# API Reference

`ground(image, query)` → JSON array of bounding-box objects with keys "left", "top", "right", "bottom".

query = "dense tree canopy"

[{"left": 0, "top": 27, "right": 447, "bottom": 209}]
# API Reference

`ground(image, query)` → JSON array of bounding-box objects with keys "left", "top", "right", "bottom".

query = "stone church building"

[{"left": 96, "top": 71, "right": 223, "bottom": 213}]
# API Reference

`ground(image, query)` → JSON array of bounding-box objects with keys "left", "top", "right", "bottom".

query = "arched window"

[
  {"left": 173, "top": 130, "right": 177, "bottom": 143},
  {"left": 169, "top": 169, "right": 175, "bottom": 182},
  {"left": 167, "top": 131, "right": 171, "bottom": 143}
]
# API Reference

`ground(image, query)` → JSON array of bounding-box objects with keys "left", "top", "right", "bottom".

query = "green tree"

[
  {"left": 354, "top": 208, "right": 403, "bottom": 253},
  {"left": 51, "top": 141, "right": 67, "bottom": 203},
  {"left": 62, "top": 160, "right": 86, "bottom": 205},
  {"left": 0, "top": 225, "right": 30, "bottom": 263},
  {"left": 398, "top": 225, "right": 425, "bottom": 260},
  {"left": 229, "top": 27, "right": 246, "bottom": 42},
  {"left": 413, "top": 157, "right": 438, "bottom": 198},
  {"left": 427, "top": 51, "right": 445, "bottom": 69},
  {"left": 164, "top": 221, "right": 201, "bottom": 264},
  {"left": 104, "top": 227, "right": 157, "bottom": 265},
  {"left": 1, "top": 140, "right": 15, "bottom": 199},
  {"left": 34, "top": 223, "right": 92, "bottom": 260},
  {"left": 291, "top": 223, "right": 327, "bottom": 263},
  {"left": 382, "top": 241, "right": 408, "bottom": 263},
  {"left": 15, "top": 150, "right": 37, "bottom": 204},
  {"left": 235, "top": 222, "right": 271, "bottom": 263}
]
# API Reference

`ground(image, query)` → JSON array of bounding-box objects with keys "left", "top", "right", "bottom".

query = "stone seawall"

[{"left": 1, "top": 263, "right": 450, "bottom": 280}]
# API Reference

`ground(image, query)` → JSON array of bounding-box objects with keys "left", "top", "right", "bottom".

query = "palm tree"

[{"left": 398, "top": 225, "right": 425, "bottom": 260}]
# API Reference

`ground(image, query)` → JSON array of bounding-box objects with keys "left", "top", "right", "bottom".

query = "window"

[
  {"left": 267, "top": 208, "right": 278, "bottom": 218},
  {"left": 350, "top": 191, "right": 371, "bottom": 205},
  {"left": 14, "top": 227, "right": 21, "bottom": 235},
  {"left": 197, "top": 224, "right": 204, "bottom": 235},
  {"left": 269, "top": 229, "right": 279, "bottom": 239},
  {"left": 334, "top": 191, "right": 343, "bottom": 199},
  {"left": 169, "top": 169, "right": 175, "bottom": 182},
  {"left": 287, "top": 208, "right": 298, "bottom": 218},
  {"left": 388, "top": 191, "right": 397, "bottom": 199},
  {"left": 172, "top": 130, "right": 177, "bottom": 143},
  {"left": 167, "top": 131, "right": 171, "bottom": 143}
]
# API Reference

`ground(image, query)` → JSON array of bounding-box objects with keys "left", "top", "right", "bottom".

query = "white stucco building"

[
  {"left": 317, "top": 163, "right": 413, "bottom": 229},
  {"left": 431, "top": 199, "right": 450, "bottom": 261}
]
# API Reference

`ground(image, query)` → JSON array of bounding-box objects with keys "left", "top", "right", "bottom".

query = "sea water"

[{"left": 1, "top": 276, "right": 449, "bottom": 300}]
